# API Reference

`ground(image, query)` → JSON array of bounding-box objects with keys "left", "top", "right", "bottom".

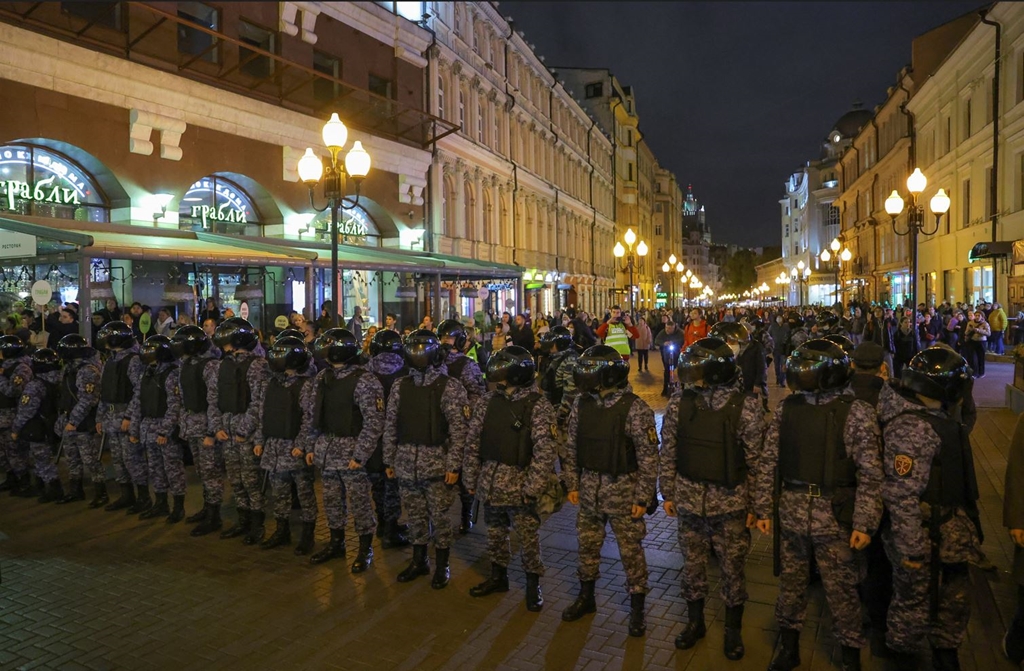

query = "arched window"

[
  {"left": 0, "top": 143, "right": 110, "bottom": 221},
  {"left": 179, "top": 175, "right": 259, "bottom": 234}
]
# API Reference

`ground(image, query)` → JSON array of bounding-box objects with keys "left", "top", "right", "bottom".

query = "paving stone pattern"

[{"left": 0, "top": 357, "right": 1020, "bottom": 670}]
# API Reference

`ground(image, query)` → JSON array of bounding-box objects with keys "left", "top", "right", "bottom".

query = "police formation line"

[{"left": 0, "top": 318, "right": 982, "bottom": 671}]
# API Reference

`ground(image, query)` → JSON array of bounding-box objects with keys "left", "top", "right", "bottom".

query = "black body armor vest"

[
  {"left": 779, "top": 395, "right": 856, "bottom": 489},
  {"left": 180, "top": 358, "right": 209, "bottom": 413},
  {"left": 479, "top": 392, "right": 541, "bottom": 468},
  {"left": 59, "top": 365, "right": 97, "bottom": 433},
  {"left": 217, "top": 357, "right": 255, "bottom": 414},
  {"left": 100, "top": 353, "right": 136, "bottom": 404},
  {"left": 675, "top": 390, "right": 746, "bottom": 487},
  {"left": 21, "top": 381, "right": 59, "bottom": 442},
  {"left": 314, "top": 369, "right": 364, "bottom": 438},
  {"left": 140, "top": 367, "right": 172, "bottom": 419},
  {"left": 396, "top": 376, "right": 450, "bottom": 446},
  {"left": 262, "top": 376, "right": 304, "bottom": 440},
  {"left": 0, "top": 366, "right": 18, "bottom": 409},
  {"left": 576, "top": 393, "right": 638, "bottom": 476}
]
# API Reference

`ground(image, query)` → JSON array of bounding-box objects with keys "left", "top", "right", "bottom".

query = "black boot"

[
  {"left": 351, "top": 533, "right": 374, "bottom": 573},
  {"left": 628, "top": 593, "right": 647, "bottom": 637},
  {"left": 57, "top": 477, "right": 85, "bottom": 504},
  {"left": 885, "top": 649, "right": 919, "bottom": 671},
  {"left": 166, "top": 495, "right": 186, "bottom": 524},
  {"left": 192, "top": 504, "right": 222, "bottom": 536},
  {"left": 381, "top": 520, "right": 410, "bottom": 549},
  {"left": 469, "top": 563, "right": 509, "bottom": 597},
  {"left": 397, "top": 544, "right": 430, "bottom": 582},
  {"left": 220, "top": 508, "right": 251, "bottom": 539},
  {"left": 104, "top": 482, "right": 135, "bottom": 511},
  {"left": 459, "top": 494, "right": 474, "bottom": 534},
  {"left": 0, "top": 470, "right": 15, "bottom": 492},
  {"left": 38, "top": 479, "right": 64, "bottom": 504},
  {"left": 840, "top": 645, "right": 861, "bottom": 671},
  {"left": 724, "top": 604, "right": 745, "bottom": 660},
  {"left": 562, "top": 580, "right": 597, "bottom": 621},
  {"left": 931, "top": 648, "right": 961, "bottom": 671},
  {"left": 431, "top": 547, "right": 450, "bottom": 589},
  {"left": 260, "top": 518, "right": 290, "bottom": 549},
  {"left": 294, "top": 521, "right": 316, "bottom": 556},
  {"left": 185, "top": 503, "right": 208, "bottom": 524},
  {"left": 243, "top": 511, "right": 266, "bottom": 546},
  {"left": 126, "top": 485, "right": 152, "bottom": 515},
  {"left": 310, "top": 529, "right": 346, "bottom": 564},
  {"left": 139, "top": 492, "right": 169, "bottom": 519},
  {"left": 675, "top": 598, "right": 706, "bottom": 650},
  {"left": 88, "top": 482, "right": 109, "bottom": 509},
  {"left": 525, "top": 573, "right": 543, "bottom": 612},
  {"left": 768, "top": 628, "right": 801, "bottom": 671}
]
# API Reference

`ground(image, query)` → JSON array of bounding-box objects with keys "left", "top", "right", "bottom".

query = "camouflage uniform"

[
  {"left": 0, "top": 357, "right": 33, "bottom": 478},
  {"left": 878, "top": 383, "right": 982, "bottom": 653},
  {"left": 128, "top": 362, "right": 184, "bottom": 496},
  {"left": 12, "top": 369, "right": 62, "bottom": 484},
  {"left": 463, "top": 386, "right": 559, "bottom": 575},
  {"left": 57, "top": 354, "right": 103, "bottom": 484},
  {"left": 363, "top": 352, "right": 407, "bottom": 528},
  {"left": 382, "top": 365, "right": 470, "bottom": 550},
  {"left": 97, "top": 346, "right": 145, "bottom": 486},
  {"left": 306, "top": 365, "right": 385, "bottom": 535},
  {"left": 755, "top": 389, "right": 884, "bottom": 649},
  {"left": 253, "top": 368, "right": 317, "bottom": 523},
  {"left": 208, "top": 350, "right": 268, "bottom": 514},
  {"left": 178, "top": 349, "right": 224, "bottom": 505},
  {"left": 659, "top": 379, "right": 765, "bottom": 606},
  {"left": 563, "top": 384, "right": 660, "bottom": 594}
]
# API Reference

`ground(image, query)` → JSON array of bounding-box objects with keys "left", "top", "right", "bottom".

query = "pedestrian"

[
  {"left": 757, "top": 339, "right": 884, "bottom": 671},
  {"left": 306, "top": 329, "right": 385, "bottom": 571},
  {"left": 878, "top": 347, "right": 982, "bottom": 670},
  {"left": 252, "top": 336, "right": 318, "bottom": 556},
  {"left": 660, "top": 337, "right": 765, "bottom": 659},
  {"left": 0, "top": 335, "right": 33, "bottom": 495},
  {"left": 1003, "top": 412, "right": 1024, "bottom": 665},
  {"left": 561, "top": 345, "right": 659, "bottom": 637},
  {"left": 463, "top": 346, "right": 558, "bottom": 611},
  {"left": 54, "top": 334, "right": 103, "bottom": 506},
  {"left": 13, "top": 348, "right": 64, "bottom": 502},
  {"left": 383, "top": 329, "right": 470, "bottom": 588}
]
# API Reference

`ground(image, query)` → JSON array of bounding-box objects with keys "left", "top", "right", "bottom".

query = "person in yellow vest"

[{"left": 595, "top": 306, "right": 638, "bottom": 362}]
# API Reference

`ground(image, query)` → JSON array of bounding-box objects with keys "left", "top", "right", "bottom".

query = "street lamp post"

[
  {"left": 613, "top": 228, "right": 648, "bottom": 319},
  {"left": 297, "top": 113, "right": 372, "bottom": 327},
  {"left": 884, "top": 168, "right": 950, "bottom": 309}
]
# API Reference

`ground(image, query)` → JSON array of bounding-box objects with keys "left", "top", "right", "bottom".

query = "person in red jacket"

[{"left": 683, "top": 309, "right": 710, "bottom": 348}]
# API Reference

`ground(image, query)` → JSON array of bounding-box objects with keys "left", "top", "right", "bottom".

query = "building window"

[
  {"left": 237, "top": 21, "right": 273, "bottom": 79},
  {"left": 584, "top": 82, "right": 603, "bottom": 98},
  {"left": 177, "top": 2, "right": 219, "bottom": 64},
  {"left": 368, "top": 74, "right": 392, "bottom": 99},
  {"left": 437, "top": 74, "right": 444, "bottom": 117},
  {"left": 313, "top": 51, "right": 340, "bottom": 102},
  {"left": 962, "top": 178, "right": 971, "bottom": 228},
  {"left": 61, "top": 2, "right": 122, "bottom": 30}
]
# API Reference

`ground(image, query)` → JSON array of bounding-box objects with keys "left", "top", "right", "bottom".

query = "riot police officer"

[
  {"left": 95, "top": 321, "right": 145, "bottom": 512},
  {"left": 562, "top": 345, "right": 659, "bottom": 637},
  {"left": 879, "top": 347, "right": 982, "bottom": 671},
  {"left": 306, "top": 328, "right": 385, "bottom": 570},
  {"left": 660, "top": 337, "right": 765, "bottom": 659},
  {"left": 756, "top": 339, "right": 883, "bottom": 671},
  {"left": 54, "top": 334, "right": 103, "bottom": 506},
  {"left": 0, "top": 334, "right": 32, "bottom": 495},
  {"left": 537, "top": 325, "right": 579, "bottom": 431},
  {"left": 463, "top": 346, "right": 558, "bottom": 611},
  {"left": 12, "top": 348, "right": 63, "bottom": 502},
  {"left": 382, "top": 329, "right": 469, "bottom": 589}
]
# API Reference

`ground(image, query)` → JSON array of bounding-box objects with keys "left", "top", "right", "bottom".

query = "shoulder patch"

[
  {"left": 647, "top": 426, "right": 659, "bottom": 445},
  {"left": 893, "top": 454, "right": 913, "bottom": 477},
  {"left": 376, "top": 397, "right": 384, "bottom": 412},
  {"left": 462, "top": 405, "right": 472, "bottom": 420}
]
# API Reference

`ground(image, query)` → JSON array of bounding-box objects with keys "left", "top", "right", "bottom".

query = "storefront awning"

[{"left": 968, "top": 241, "right": 1015, "bottom": 263}]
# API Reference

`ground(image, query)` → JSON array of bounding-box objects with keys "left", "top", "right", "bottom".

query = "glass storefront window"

[
  {"left": 179, "top": 176, "right": 259, "bottom": 235},
  {"left": 0, "top": 144, "right": 110, "bottom": 221}
]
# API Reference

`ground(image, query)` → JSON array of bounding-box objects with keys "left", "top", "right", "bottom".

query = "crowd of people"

[{"left": 2, "top": 293, "right": 1024, "bottom": 671}]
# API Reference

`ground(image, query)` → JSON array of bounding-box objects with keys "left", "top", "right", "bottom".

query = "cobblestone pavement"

[{"left": 0, "top": 355, "right": 1020, "bottom": 671}]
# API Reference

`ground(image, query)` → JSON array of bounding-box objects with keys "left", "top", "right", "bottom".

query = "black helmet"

[
  {"left": 96, "top": 321, "right": 134, "bottom": 351},
  {"left": 171, "top": 325, "right": 210, "bottom": 357},
  {"left": 56, "top": 333, "right": 94, "bottom": 361},
  {"left": 677, "top": 337, "right": 738, "bottom": 387},
  {"left": 370, "top": 329, "right": 404, "bottom": 357},
  {"left": 785, "top": 338, "right": 852, "bottom": 393},
  {"left": 213, "top": 317, "right": 258, "bottom": 351},
  {"left": 487, "top": 345, "right": 535, "bottom": 386},
  {"left": 539, "top": 326, "right": 573, "bottom": 354},
  {"left": 573, "top": 344, "right": 629, "bottom": 393},
  {"left": 822, "top": 333, "right": 855, "bottom": 357},
  {"left": 0, "top": 334, "right": 26, "bottom": 359},
  {"left": 30, "top": 348, "right": 61, "bottom": 374},
  {"left": 708, "top": 322, "right": 751, "bottom": 347},
  {"left": 437, "top": 319, "right": 467, "bottom": 351},
  {"left": 785, "top": 311, "right": 804, "bottom": 329},
  {"left": 313, "top": 328, "right": 359, "bottom": 364},
  {"left": 816, "top": 311, "right": 840, "bottom": 333},
  {"left": 140, "top": 335, "right": 176, "bottom": 365},
  {"left": 901, "top": 346, "right": 971, "bottom": 404},
  {"left": 275, "top": 328, "right": 305, "bottom": 342},
  {"left": 403, "top": 329, "right": 443, "bottom": 370},
  {"left": 268, "top": 336, "right": 310, "bottom": 373}
]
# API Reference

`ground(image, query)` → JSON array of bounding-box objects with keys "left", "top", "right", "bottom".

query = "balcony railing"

[{"left": 0, "top": 1, "right": 459, "bottom": 149}]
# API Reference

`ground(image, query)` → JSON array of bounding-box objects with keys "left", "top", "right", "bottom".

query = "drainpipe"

[{"left": 980, "top": 9, "right": 1002, "bottom": 303}]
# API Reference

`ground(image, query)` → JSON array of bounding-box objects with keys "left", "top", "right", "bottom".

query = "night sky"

[{"left": 500, "top": 1, "right": 984, "bottom": 247}]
